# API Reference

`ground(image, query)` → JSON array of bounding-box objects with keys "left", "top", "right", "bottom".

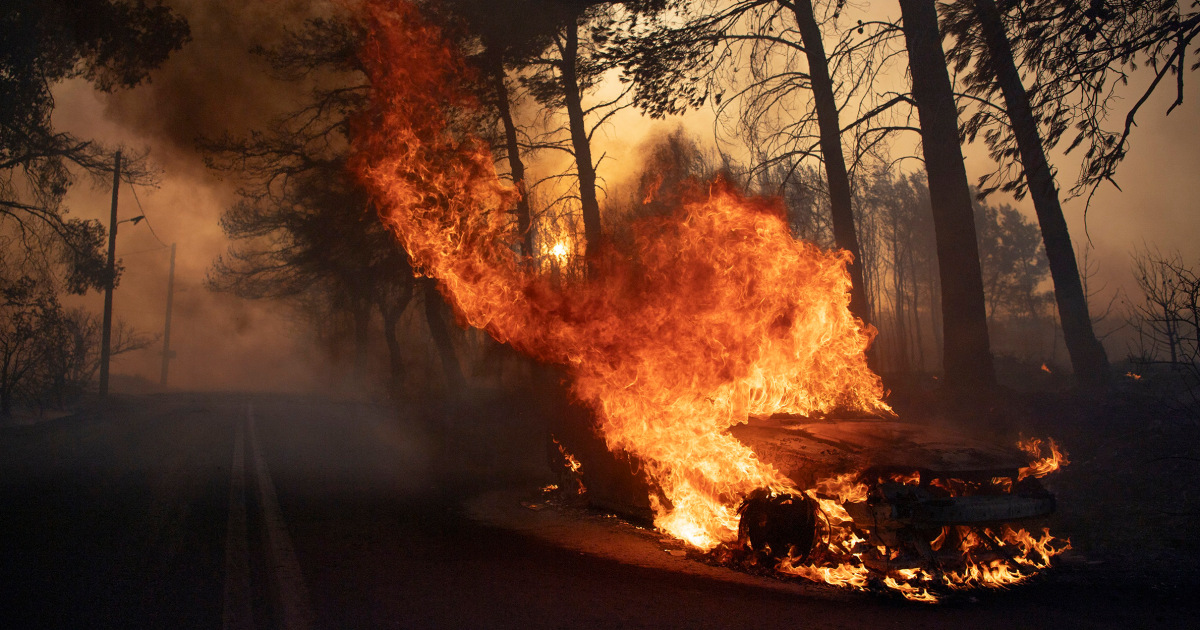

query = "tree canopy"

[{"left": 0, "top": 0, "right": 189, "bottom": 293}]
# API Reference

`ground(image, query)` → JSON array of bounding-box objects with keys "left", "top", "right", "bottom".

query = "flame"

[
  {"left": 814, "top": 472, "right": 869, "bottom": 504},
  {"left": 553, "top": 437, "right": 583, "bottom": 474},
  {"left": 1017, "top": 437, "right": 1069, "bottom": 481},
  {"left": 350, "top": 0, "right": 1065, "bottom": 601},
  {"left": 552, "top": 436, "right": 586, "bottom": 494}
]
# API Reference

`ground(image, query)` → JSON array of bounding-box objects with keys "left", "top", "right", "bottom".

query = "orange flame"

[
  {"left": 1017, "top": 437, "right": 1069, "bottom": 481},
  {"left": 350, "top": 0, "right": 1065, "bottom": 600},
  {"left": 352, "top": 0, "right": 884, "bottom": 549},
  {"left": 553, "top": 437, "right": 583, "bottom": 474}
]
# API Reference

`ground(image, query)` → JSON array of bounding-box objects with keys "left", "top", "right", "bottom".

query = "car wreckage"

[{"left": 550, "top": 409, "right": 1068, "bottom": 599}]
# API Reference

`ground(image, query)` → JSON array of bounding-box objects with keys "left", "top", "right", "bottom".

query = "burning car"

[
  {"left": 731, "top": 415, "right": 1068, "bottom": 599},
  {"left": 549, "top": 409, "right": 1069, "bottom": 602}
]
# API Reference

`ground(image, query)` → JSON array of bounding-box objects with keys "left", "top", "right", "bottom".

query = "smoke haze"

[{"left": 47, "top": 0, "right": 1200, "bottom": 391}]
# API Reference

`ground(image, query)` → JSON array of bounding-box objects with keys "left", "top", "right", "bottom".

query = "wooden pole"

[
  {"left": 160, "top": 243, "right": 177, "bottom": 388},
  {"left": 99, "top": 151, "right": 121, "bottom": 398}
]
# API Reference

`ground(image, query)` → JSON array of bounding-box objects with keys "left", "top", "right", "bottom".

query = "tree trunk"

[
  {"left": 898, "top": 0, "right": 996, "bottom": 388},
  {"left": 381, "top": 307, "right": 404, "bottom": 401},
  {"left": 0, "top": 377, "right": 10, "bottom": 417},
  {"left": 972, "top": 0, "right": 1111, "bottom": 388},
  {"left": 423, "top": 279, "right": 466, "bottom": 391},
  {"left": 560, "top": 17, "right": 603, "bottom": 266},
  {"left": 487, "top": 51, "right": 535, "bottom": 258},
  {"left": 352, "top": 301, "right": 370, "bottom": 386},
  {"left": 790, "top": 0, "right": 874, "bottom": 362}
]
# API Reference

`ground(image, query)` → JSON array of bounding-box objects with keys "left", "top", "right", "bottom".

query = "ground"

[{"left": 0, "top": 388, "right": 1195, "bottom": 628}]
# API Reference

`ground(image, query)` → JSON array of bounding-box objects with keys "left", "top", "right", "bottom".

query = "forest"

[{"left": 1, "top": 0, "right": 1198, "bottom": 414}]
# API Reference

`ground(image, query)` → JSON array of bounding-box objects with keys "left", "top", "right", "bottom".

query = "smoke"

[
  {"left": 102, "top": 0, "right": 327, "bottom": 172},
  {"left": 47, "top": 0, "right": 360, "bottom": 393},
  {"left": 45, "top": 0, "right": 1200, "bottom": 393}
]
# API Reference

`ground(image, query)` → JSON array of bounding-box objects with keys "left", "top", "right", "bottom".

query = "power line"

[{"left": 127, "top": 182, "right": 171, "bottom": 249}]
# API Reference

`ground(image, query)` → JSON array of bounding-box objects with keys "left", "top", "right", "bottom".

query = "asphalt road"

[{"left": 0, "top": 392, "right": 1194, "bottom": 629}]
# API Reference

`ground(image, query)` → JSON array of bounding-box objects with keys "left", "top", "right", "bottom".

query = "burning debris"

[
  {"left": 350, "top": 0, "right": 1070, "bottom": 602},
  {"left": 725, "top": 417, "right": 1071, "bottom": 600}
]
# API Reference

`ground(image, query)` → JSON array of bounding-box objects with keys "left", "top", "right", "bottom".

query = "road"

[{"left": 0, "top": 392, "right": 1193, "bottom": 629}]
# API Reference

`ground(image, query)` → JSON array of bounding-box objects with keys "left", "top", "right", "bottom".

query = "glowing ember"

[
  {"left": 350, "top": 0, "right": 1068, "bottom": 601},
  {"left": 553, "top": 437, "right": 583, "bottom": 474},
  {"left": 1018, "top": 437, "right": 1069, "bottom": 481}
]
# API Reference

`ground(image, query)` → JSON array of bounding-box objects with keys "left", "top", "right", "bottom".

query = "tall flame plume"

[{"left": 351, "top": 0, "right": 1065, "bottom": 600}]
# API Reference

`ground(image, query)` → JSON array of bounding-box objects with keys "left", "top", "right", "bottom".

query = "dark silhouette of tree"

[
  {"left": 438, "top": 0, "right": 561, "bottom": 258},
  {"left": 1013, "top": 0, "right": 1198, "bottom": 199},
  {"left": 1127, "top": 249, "right": 1200, "bottom": 417},
  {"left": 790, "top": 0, "right": 874, "bottom": 344},
  {"left": 203, "top": 16, "right": 423, "bottom": 396},
  {"left": 851, "top": 169, "right": 1054, "bottom": 374},
  {"left": 898, "top": 0, "right": 995, "bottom": 388},
  {"left": 857, "top": 169, "right": 938, "bottom": 373},
  {"left": 0, "top": 274, "right": 149, "bottom": 416},
  {"left": 1, "top": 0, "right": 189, "bottom": 293},
  {"left": 941, "top": 0, "right": 1116, "bottom": 388},
  {"left": 975, "top": 202, "right": 1049, "bottom": 321},
  {"left": 939, "top": 0, "right": 1197, "bottom": 203},
  {"left": 520, "top": 3, "right": 618, "bottom": 267}
]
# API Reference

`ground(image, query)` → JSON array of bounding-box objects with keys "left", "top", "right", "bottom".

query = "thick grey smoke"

[{"left": 51, "top": 0, "right": 355, "bottom": 393}]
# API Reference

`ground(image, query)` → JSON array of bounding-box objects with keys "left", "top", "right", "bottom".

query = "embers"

[{"left": 737, "top": 489, "right": 819, "bottom": 562}]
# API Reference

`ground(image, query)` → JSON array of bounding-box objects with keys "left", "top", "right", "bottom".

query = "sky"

[{"left": 49, "top": 0, "right": 1200, "bottom": 390}]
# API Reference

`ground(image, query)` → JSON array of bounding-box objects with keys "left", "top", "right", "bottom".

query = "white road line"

[
  {"left": 246, "top": 403, "right": 316, "bottom": 630},
  {"left": 223, "top": 417, "right": 255, "bottom": 630}
]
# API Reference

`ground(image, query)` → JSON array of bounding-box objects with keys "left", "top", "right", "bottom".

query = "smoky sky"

[
  {"left": 47, "top": 0, "right": 1200, "bottom": 390},
  {"left": 102, "top": 0, "right": 329, "bottom": 173},
  {"left": 52, "top": 0, "right": 352, "bottom": 392}
]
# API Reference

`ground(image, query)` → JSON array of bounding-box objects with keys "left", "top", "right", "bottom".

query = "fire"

[
  {"left": 350, "top": 0, "right": 1067, "bottom": 602},
  {"left": 553, "top": 437, "right": 583, "bottom": 474},
  {"left": 1017, "top": 437, "right": 1069, "bottom": 481},
  {"left": 551, "top": 436, "right": 586, "bottom": 495}
]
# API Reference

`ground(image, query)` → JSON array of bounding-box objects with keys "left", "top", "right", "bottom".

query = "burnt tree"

[
  {"left": 898, "top": 0, "right": 995, "bottom": 388},
  {"left": 954, "top": 0, "right": 1110, "bottom": 387}
]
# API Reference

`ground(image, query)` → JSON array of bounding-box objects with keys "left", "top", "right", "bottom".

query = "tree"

[
  {"left": 789, "top": 0, "right": 873, "bottom": 344},
  {"left": 615, "top": 0, "right": 900, "bottom": 331},
  {"left": 204, "top": 15, "right": 423, "bottom": 396},
  {"left": 941, "top": 0, "right": 1112, "bottom": 387},
  {"left": 0, "top": 0, "right": 189, "bottom": 292},
  {"left": 973, "top": 199, "right": 1057, "bottom": 361},
  {"left": 1008, "top": 0, "right": 1199, "bottom": 199},
  {"left": 1127, "top": 249, "right": 1200, "bottom": 416},
  {"left": 0, "top": 276, "right": 61, "bottom": 416},
  {"left": 520, "top": 2, "right": 620, "bottom": 267},
  {"left": 438, "top": 0, "right": 561, "bottom": 259},
  {"left": 0, "top": 274, "right": 149, "bottom": 416},
  {"left": 897, "top": 0, "right": 995, "bottom": 388}
]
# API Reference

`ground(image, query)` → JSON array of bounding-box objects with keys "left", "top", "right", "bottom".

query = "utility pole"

[
  {"left": 99, "top": 151, "right": 121, "bottom": 398},
  {"left": 160, "top": 243, "right": 177, "bottom": 388}
]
